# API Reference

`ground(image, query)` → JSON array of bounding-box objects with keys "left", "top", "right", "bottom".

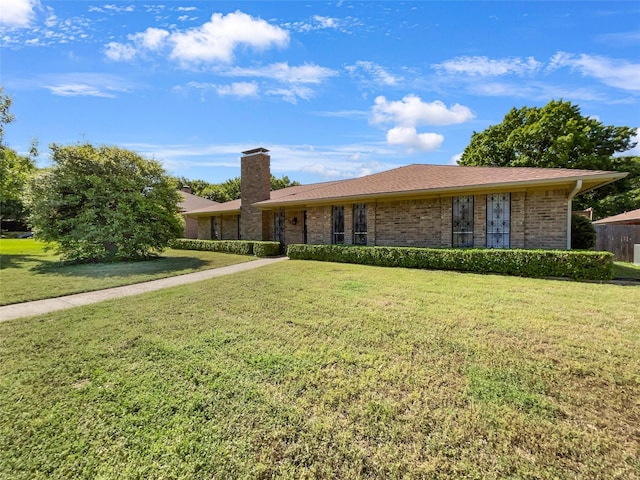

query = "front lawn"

[
  {"left": 0, "top": 239, "right": 254, "bottom": 305},
  {"left": 613, "top": 261, "right": 640, "bottom": 281},
  {"left": 1, "top": 261, "right": 638, "bottom": 478}
]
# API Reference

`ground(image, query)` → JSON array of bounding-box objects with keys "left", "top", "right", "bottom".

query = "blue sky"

[{"left": 1, "top": 1, "right": 639, "bottom": 184}]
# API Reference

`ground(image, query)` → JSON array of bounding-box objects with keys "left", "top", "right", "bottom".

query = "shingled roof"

[
  {"left": 178, "top": 190, "right": 219, "bottom": 212},
  {"left": 184, "top": 164, "right": 626, "bottom": 215},
  {"left": 593, "top": 208, "right": 640, "bottom": 225}
]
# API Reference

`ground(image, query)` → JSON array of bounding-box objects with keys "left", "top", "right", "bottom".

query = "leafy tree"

[
  {"left": 271, "top": 175, "right": 300, "bottom": 191},
  {"left": 459, "top": 100, "right": 637, "bottom": 170},
  {"left": 0, "top": 147, "right": 36, "bottom": 226},
  {"left": 28, "top": 144, "right": 183, "bottom": 262},
  {"left": 573, "top": 156, "right": 640, "bottom": 220},
  {"left": 178, "top": 174, "right": 300, "bottom": 203},
  {"left": 0, "top": 87, "right": 15, "bottom": 144},
  {"left": 0, "top": 89, "right": 36, "bottom": 228},
  {"left": 571, "top": 214, "right": 596, "bottom": 250}
]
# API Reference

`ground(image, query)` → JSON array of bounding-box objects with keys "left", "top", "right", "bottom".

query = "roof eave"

[{"left": 254, "top": 172, "right": 627, "bottom": 209}]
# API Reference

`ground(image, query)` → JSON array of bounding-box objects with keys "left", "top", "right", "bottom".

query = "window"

[
  {"left": 452, "top": 196, "right": 474, "bottom": 247},
  {"left": 274, "top": 208, "right": 285, "bottom": 244},
  {"left": 353, "top": 204, "right": 367, "bottom": 245},
  {"left": 486, "top": 193, "right": 510, "bottom": 248},
  {"left": 332, "top": 206, "right": 345, "bottom": 244},
  {"left": 211, "top": 217, "right": 219, "bottom": 240}
]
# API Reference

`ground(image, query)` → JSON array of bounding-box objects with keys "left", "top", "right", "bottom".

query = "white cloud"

[
  {"left": 129, "top": 27, "right": 169, "bottom": 50},
  {"left": 548, "top": 51, "right": 640, "bottom": 92},
  {"left": 169, "top": 11, "right": 289, "bottom": 64},
  {"left": 215, "top": 82, "right": 258, "bottom": 97},
  {"left": 265, "top": 85, "right": 314, "bottom": 104},
  {"left": 225, "top": 62, "right": 337, "bottom": 84},
  {"left": 313, "top": 15, "right": 338, "bottom": 29},
  {"left": 450, "top": 153, "right": 463, "bottom": 165},
  {"left": 104, "top": 41, "right": 136, "bottom": 61},
  {"left": 177, "top": 7, "right": 197, "bottom": 12},
  {"left": 44, "top": 83, "right": 116, "bottom": 98},
  {"left": 386, "top": 127, "right": 443, "bottom": 153},
  {"left": 39, "top": 73, "right": 133, "bottom": 97},
  {"left": 370, "top": 95, "right": 473, "bottom": 153},
  {"left": 371, "top": 95, "right": 475, "bottom": 127},
  {"left": 0, "top": 0, "right": 39, "bottom": 27},
  {"left": 104, "top": 11, "right": 289, "bottom": 66},
  {"left": 346, "top": 61, "right": 402, "bottom": 86},
  {"left": 432, "top": 56, "right": 542, "bottom": 76},
  {"left": 103, "top": 4, "right": 135, "bottom": 13}
]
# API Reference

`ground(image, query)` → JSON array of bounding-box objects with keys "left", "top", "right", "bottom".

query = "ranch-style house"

[{"left": 185, "top": 148, "right": 627, "bottom": 250}]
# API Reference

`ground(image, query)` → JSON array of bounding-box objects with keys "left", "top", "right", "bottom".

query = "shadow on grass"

[
  {"left": 0, "top": 254, "right": 56, "bottom": 271},
  {"left": 612, "top": 262, "right": 640, "bottom": 282},
  {"left": 20, "top": 255, "right": 209, "bottom": 279}
]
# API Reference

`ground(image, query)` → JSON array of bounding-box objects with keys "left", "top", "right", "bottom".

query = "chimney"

[{"left": 240, "top": 147, "right": 271, "bottom": 240}]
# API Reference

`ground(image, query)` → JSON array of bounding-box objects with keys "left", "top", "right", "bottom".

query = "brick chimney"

[{"left": 240, "top": 148, "right": 271, "bottom": 240}]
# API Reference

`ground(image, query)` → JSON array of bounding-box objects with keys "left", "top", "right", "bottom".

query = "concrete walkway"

[{"left": 0, "top": 256, "right": 288, "bottom": 323}]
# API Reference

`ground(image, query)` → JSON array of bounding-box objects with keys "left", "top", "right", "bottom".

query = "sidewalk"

[{"left": 0, "top": 256, "right": 288, "bottom": 323}]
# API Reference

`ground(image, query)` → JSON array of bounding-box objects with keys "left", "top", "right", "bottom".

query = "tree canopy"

[
  {"left": 176, "top": 174, "right": 300, "bottom": 203},
  {"left": 459, "top": 100, "right": 637, "bottom": 170},
  {"left": 0, "top": 89, "right": 36, "bottom": 227},
  {"left": 29, "top": 144, "right": 183, "bottom": 262},
  {"left": 458, "top": 100, "right": 638, "bottom": 219}
]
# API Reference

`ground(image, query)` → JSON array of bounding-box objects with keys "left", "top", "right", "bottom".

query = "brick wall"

[
  {"left": 473, "top": 195, "right": 486, "bottom": 248},
  {"left": 240, "top": 151, "right": 270, "bottom": 240},
  {"left": 291, "top": 188, "right": 570, "bottom": 249},
  {"left": 374, "top": 198, "right": 443, "bottom": 247},
  {"left": 307, "top": 205, "right": 332, "bottom": 245},
  {"left": 184, "top": 217, "right": 198, "bottom": 239},
  {"left": 523, "top": 189, "right": 568, "bottom": 249},
  {"left": 197, "top": 217, "right": 211, "bottom": 240},
  {"left": 220, "top": 215, "right": 240, "bottom": 240}
]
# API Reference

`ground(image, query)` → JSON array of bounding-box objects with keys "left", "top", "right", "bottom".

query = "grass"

[
  {"left": 1, "top": 260, "right": 638, "bottom": 478},
  {"left": 613, "top": 261, "right": 640, "bottom": 281},
  {"left": 0, "top": 239, "right": 254, "bottom": 305}
]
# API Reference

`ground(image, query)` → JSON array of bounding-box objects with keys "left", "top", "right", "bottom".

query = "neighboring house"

[
  {"left": 185, "top": 148, "right": 627, "bottom": 250},
  {"left": 593, "top": 208, "right": 640, "bottom": 262},
  {"left": 593, "top": 208, "right": 640, "bottom": 226},
  {"left": 178, "top": 187, "right": 219, "bottom": 239}
]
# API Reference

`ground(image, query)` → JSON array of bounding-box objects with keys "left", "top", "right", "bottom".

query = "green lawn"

[
  {"left": 0, "top": 239, "right": 254, "bottom": 305},
  {"left": 1, "top": 260, "right": 638, "bottom": 478},
  {"left": 613, "top": 261, "right": 640, "bottom": 281}
]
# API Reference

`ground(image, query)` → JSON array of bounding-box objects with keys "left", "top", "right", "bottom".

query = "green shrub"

[
  {"left": 252, "top": 241, "right": 283, "bottom": 257},
  {"left": 170, "top": 239, "right": 253, "bottom": 255},
  {"left": 286, "top": 244, "right": 614, "bottom": 281},
  {"left": 170, "top": 239, "right": 282, "bottom": 257},
  {"left": 571, "top": 214, "right": 596, "bottom": 250}
]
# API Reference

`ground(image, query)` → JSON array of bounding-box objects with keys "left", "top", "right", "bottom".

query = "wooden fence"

[{"left": 594, "top": 224, "right": 640, "bottom": 262}]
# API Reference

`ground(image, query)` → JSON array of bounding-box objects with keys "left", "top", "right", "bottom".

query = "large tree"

[
  {"left": 0, "top": 89, "right": 36, "bottom": 227},
  {"left": 459, "top": 100, "right": 637, "bottom": 170},
  {"left": 458, "top": 100, "right": 638, "bottom": 219},
  {"left": 176, "top": 174, "right": 300, "bottom": 203},
  {"left": 29, "top": 144, "right": 183, "bottom": 262}
]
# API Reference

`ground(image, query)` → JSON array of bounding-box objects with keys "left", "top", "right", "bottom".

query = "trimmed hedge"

[
  {"left": 286, "top": 244, "right": 614, "bottom": 281},
  {"left": 169, "top": 239, "right": 282, "bottom": 257}
]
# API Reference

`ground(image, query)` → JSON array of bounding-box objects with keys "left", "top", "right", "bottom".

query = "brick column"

[{"left": 240, "top": 148, "right": 271, "bottom": 241}]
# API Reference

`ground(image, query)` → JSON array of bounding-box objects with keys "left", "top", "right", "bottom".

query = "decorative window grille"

[
  {"left": 303, "top": 211, "right": 308, "bottom": 244},
  {"left": 332, "top": 206, "right": 345, "bottom": 244},
  {"left": 486, "top": 193, "right": 511, "bottom": 248},
  {"left": 211, "top": 217, "right": 219, "bottom": 240},
  {"left": 452, "top": 196, "right": 474, "bottom": 247},
  {"left": 353, "top": 204, "right": 367, "bottom": 245},
  {"left": 274, "top": 208, "right": 285, "bottom": 244}
]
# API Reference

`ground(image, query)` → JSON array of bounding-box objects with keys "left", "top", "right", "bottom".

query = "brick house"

[
  {"left": 178, "top": 187, "right": 218, "bottom": 239},
  {"left": 185, "top": 148, "right": 626, "bottom": 250}
]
